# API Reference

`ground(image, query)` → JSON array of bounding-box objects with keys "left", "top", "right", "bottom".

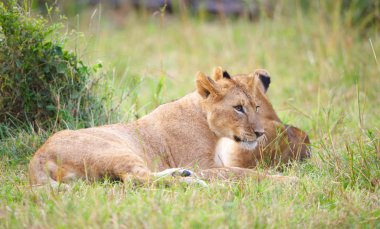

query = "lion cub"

[
  {"left": 29, "top": 69, "right": 294, "bottom": 187},
  {"left": 213, "top": 69, "right": 311, "bottom": 168}
]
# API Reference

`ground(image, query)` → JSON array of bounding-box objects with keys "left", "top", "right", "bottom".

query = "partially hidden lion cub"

[
  {"left": 213, "top": 68, "right": 311, "bottom": 168},
  {"left": 29, "top": 69, "right": 296, "bottom": 187}
]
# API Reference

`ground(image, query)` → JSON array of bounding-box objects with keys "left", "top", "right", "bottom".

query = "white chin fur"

[{"left": 240, "top": 141, "right": 258, "bottom": 150}]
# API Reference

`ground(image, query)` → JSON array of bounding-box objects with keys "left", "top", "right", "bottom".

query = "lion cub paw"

[
  {"left": 153, "top": 168, "right": 208, "bottom": 187},
  {"left": 154, "top": 168, "right": 195, "bottom": 178}
]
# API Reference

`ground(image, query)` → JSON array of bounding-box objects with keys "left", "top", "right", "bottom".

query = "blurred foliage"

[
  {"left": 342, "top": 0, "right": 380, "bottom": 29},
  {"left": 28, "top": 0, "right": 380, "bottom": 32},
  {"left": 298, "top": 0, "right": 379, "bottom": 31},
  {"left": 0, "top": 1, "right": 114, "bottom": 131}
]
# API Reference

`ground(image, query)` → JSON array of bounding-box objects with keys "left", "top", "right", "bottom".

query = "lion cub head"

[{"left": 196, "top": 67, "right": 264, "bottom": 150}]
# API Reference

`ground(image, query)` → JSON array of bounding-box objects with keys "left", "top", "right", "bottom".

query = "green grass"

[{"left": 1, "top": 4, "right": 380, "bottom": 228}]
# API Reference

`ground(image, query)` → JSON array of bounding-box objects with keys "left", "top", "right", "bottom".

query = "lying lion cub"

[
  {"left": 213, "top": 68, "right": 311, "bottom": 168},
  {"left": 29, "top": 69, "right": 296, "bottom": 187}
]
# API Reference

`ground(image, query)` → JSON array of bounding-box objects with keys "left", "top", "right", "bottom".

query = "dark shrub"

[{"left": 0, "top": 1, "right": 111, "bottom": 130}]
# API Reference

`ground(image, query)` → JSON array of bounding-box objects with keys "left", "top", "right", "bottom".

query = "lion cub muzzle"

[{"left": 233, "top": 132, "right": 265, "bottom": 150}]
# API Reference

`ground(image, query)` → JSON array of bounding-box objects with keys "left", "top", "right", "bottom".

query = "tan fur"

[
  {"left": 29, "top": 69, "right": 295, "bottom": 186},
  {"left": 213, "top": 69, "right": 311, "bottom": 168}
]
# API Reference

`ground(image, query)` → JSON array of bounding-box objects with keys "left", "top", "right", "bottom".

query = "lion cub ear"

[
  {"left": 212, "top": 66, "right": 231, "bottom": 81},
  {"left": 196, "top": 71, "right": 220, "bottom": 98},
  {"left": 254, "top": 69, "right": 271, "bottom": 93}
]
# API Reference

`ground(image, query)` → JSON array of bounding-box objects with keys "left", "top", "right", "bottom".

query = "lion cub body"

[
  {"left": 29, "top": 68, "right": 308, "bottom": 185},
  {"left": 30, "top": 69, "right": 291, "bottom": 186}
]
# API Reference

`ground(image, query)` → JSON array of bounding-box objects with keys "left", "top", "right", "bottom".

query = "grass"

[{"left": 1, "top": 3, "right": 380, "bottom": 228}]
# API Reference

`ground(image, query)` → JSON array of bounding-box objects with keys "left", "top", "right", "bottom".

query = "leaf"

[
  {"left": 54, "top": 45, "right": 62, "bottom": 56},
  {"left": 43, "top": 65, "right": 50, "bottom": 73},
  {"left": 45, "top": 105, "right": 56, "bottom": 111},
  {"left": 56, "top": 62, "right": 67, "bottom": 74}
]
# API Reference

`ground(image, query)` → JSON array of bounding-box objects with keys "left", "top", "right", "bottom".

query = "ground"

[{"left": 0, "top": 5, "right": 379, "bottom": 228}]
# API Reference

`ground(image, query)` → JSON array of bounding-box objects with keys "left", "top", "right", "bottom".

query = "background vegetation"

[
  {"left": 0, "top": 0, "right": 379, "bottom": 228},
  {"left": 0, "top": 1, "right": 122, "bottom": 134}
]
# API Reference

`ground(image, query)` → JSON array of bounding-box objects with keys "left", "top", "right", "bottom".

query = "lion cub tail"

[{"left": 28, "top": 150, "right": 55, "bottom": 187}]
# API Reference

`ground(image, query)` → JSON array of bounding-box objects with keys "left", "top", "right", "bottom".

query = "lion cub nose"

[{"left": 254, "top": 131, "right": 264, "bottom": 138}]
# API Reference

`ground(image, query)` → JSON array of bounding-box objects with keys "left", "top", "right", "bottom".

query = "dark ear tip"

[
  {"left": 258, "top": 73, "right": 271, "bottom": 92},
  {"left": 222, "top": 71, "right": 231, "bottom": 79}
]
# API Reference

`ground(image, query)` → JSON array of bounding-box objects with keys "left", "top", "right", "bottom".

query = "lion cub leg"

[
  {"left": 31, "top": 153, "right": 207, "bottom": 187},
  {"left": 94, "top": 153, "right": 152, "bottom": 185},
  {"left": 121, "top": 168, "right": 207, "bottom": 187},
  {"left": 93, "top": 154, "right": 204, "bottom": 187}
]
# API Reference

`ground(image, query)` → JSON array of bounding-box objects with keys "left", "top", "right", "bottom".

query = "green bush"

[{"left": 0, "top": 1, "right": 112, "bottom": 131}]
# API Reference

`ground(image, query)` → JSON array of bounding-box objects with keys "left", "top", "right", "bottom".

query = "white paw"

[
  {"left": 153, "top": 168, "right": 208, "bottom": 187},
  {"left": 154, "top": 168, "right": 195, "bottom": 178}
]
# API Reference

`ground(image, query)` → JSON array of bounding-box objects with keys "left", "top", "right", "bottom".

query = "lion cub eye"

[
  {"left": 256, "top": 105, "right": 261, "bottom": 113},
  {"left": 234, "top": 105, "right": 245, "bottom": 113}
]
